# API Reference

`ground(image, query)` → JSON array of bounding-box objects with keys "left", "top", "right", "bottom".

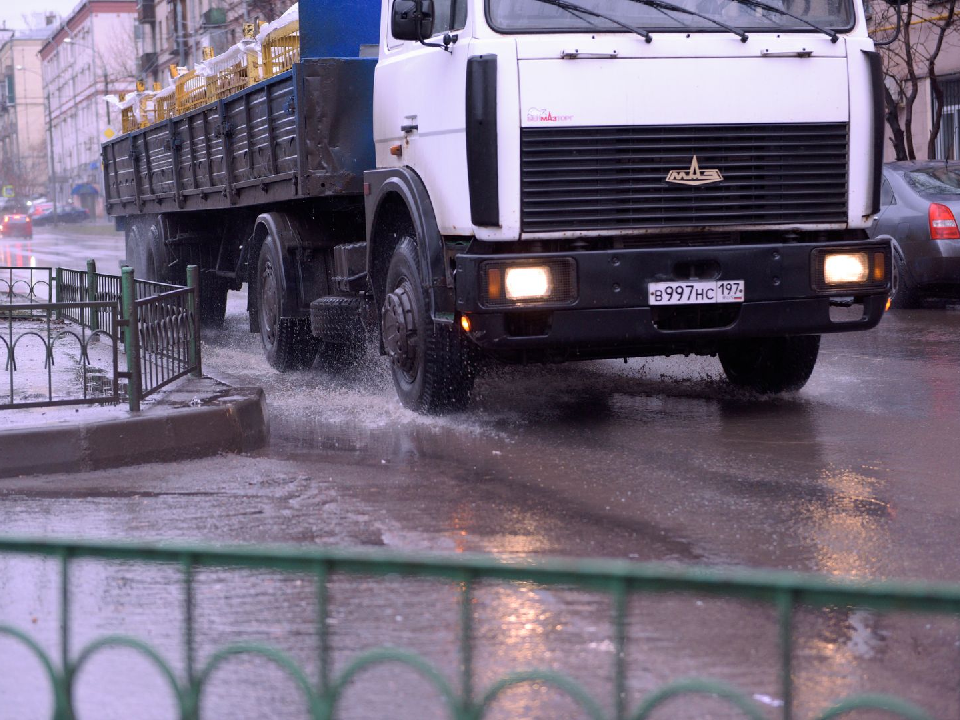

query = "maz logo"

[
  {"left": 527, "top": 107, "right": 574, "bottom": 123},
  {"left": 665, "top": 156, "right": 724, "bottom": 186}
]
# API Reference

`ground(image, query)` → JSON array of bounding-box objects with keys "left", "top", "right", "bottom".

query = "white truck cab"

[
  {"left": 373, "top": 0, "right": 879, "bottom": 239},
  {"left": 364, "top": 0, "right": 891, "bottom": 411}
]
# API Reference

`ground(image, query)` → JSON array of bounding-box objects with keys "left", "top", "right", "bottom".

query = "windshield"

[
  {"left": 904, "top": 167, "right": 960, "bottom": 197},
  {"left": 487, "top": 0, "right": 854, "bottom": 33}
]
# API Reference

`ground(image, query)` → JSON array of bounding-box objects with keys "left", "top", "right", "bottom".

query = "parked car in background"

[
  {"left": 31, "top": 205, "right": 90, "bottom": 226},
  {"left": 871, "top": 162, "right": 960, "bottom": 307},
  {"left": 0, "top": 212, "right": 33, "bottom": 239},
  {"left": 28, "top": 201, "right": 53, "bottom": 222},
  {"left": 53, "top": 206, "right": 90, "bottom": 223}
]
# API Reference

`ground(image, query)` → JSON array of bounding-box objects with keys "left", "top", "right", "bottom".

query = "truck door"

[{"left": 374, "top": 0, "right": 472, "bottom": 233}]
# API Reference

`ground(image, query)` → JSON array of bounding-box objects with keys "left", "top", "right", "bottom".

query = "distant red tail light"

[{"left": 929, "top": 203, "right": 960, "bottom": 240}]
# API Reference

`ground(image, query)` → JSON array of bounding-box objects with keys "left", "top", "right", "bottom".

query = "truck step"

[{"left": 310, "top": 296, "right": 366, "bottom": 346}]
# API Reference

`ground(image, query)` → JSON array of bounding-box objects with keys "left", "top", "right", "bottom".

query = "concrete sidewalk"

[{"left": 0, "top": 375, "right": 269, "bottom": 478}]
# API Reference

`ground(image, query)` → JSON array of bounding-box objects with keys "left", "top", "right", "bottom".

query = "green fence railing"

[
  {"left": 0, "top": 537, "right": 953, "bottom": 720},
  {"left": 2, "top": 266, "right": 121, "bottom": 408},
  {"left": 2, "top": 262, "right": 201, "bottom": 411}
]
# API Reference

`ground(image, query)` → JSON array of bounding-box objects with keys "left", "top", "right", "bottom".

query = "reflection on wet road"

[
  {"left": 2, "top": 229, "right": 960, "bottom": 717},
  {"left": 213, "top": 301, "right": 960, "bottom": 583},
  {"left": 0, "top": 226, "right": 126, "bottom": 273}
]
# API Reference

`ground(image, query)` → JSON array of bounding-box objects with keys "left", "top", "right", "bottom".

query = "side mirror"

[{"left": 392, "top": 0, "right": 435, "bottom": 42}]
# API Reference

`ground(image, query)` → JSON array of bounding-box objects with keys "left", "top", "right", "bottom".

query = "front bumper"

[
  {"left": 0, "top": 227, "right": 32, "bottom": 238},
  {"left": 455, "top": 240, "right": 891, "bottom": 359}
]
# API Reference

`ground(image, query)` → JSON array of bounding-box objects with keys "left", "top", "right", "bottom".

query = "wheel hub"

[
  {"left": 260, "top": 262, "right": 279, "bottom": 346},
  {"left": 382, "top": 281, "right": 418, "bottom": 378}
]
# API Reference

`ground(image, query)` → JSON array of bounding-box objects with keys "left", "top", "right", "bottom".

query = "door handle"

[{"left": 401, "top": 124, "right": 419, "bottom": 134}]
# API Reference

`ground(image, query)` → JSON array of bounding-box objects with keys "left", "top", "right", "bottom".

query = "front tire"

[
  {"left": 381, "top": 236, "right": 475, "bottom": 413},
  {"left": 718, "top": 335, "right": 820, "bottom": 394},
  {"left": 257, "top": 241, "right": 318, "bottom": 371}
]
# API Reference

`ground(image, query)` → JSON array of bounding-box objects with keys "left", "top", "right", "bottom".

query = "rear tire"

[
  {"left": 719, "top": 335, "right": 820, "bottom": 394},
  {"left": 257, "top": 241, "right": 318, "bottom": 371},
  {"left": 381, "top": 236, "right": 475, "bottom": 413},
  {"left": 124, "top": 216, "right": 167, "bottom": 282}
]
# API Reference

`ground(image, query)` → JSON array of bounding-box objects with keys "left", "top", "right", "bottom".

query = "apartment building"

[
  {"left": 0, "top": 25, "right": 56, "bottom": 202},
  {"left": 40, "top": 0, "right": 137, "bottom": 218}
]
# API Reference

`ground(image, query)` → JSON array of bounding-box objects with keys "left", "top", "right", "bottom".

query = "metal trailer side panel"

[
  {"left": 103, "top": 58, "right": 376, "bottom": 217},
  {"left": 299, "top": 58, "right": 377, "bottom": 197}
]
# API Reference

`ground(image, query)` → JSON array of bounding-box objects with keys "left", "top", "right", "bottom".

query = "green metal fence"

[
  {"left": 1, "top": 263, "right": 201, "bottom": 411},
  {"left": 2, "top": 266, "right": 121, "bottom": 408},
  {"left": 1, "top": 266, "right": 53, "bottom": 307},
  {"left": 0, "top": 537, "right": 954, "bottom": 720}
]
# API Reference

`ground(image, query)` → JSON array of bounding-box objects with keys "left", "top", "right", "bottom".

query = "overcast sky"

[{"left": 0, "top": 0, "right": 80, "bottom": 31}]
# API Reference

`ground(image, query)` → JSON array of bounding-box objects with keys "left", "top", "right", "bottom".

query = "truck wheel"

[
  {"left": 145, "top": 221, "right": 170, "bottom": 283},
  {"left": 718, "top": 335, "right": 820, "bottom": 394},
  {"left": 890, "top": 252, "right": 920, "bottom": 309},
  {"left": 381, "top": 236, "right": 475, "bottom": 413},
  {"left": 124, "top": 217, "right": 166, "bottom": 282},
  {"left": 257, "top": 242, "right": 318, "bottom": 371}
]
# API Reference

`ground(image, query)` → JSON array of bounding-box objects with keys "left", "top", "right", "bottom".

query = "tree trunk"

[
  {"left": 929, "top": 72, "right": 945, "bottom": 159},
  {"left": 884, "top": 85, "right": 909, "bottom": 161}
]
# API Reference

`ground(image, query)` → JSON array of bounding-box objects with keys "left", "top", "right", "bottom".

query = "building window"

[{"left": 935, "top": 76, "right": 960, "bottom": 161}]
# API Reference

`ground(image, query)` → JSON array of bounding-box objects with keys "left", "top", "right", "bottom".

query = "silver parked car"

[{"left": 870, "top": 161, "right": 960, "bottom": 307}]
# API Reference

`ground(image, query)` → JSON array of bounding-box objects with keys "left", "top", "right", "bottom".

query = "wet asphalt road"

[{"left": 2, "top": 227, "right": 960, "bottom": 718}]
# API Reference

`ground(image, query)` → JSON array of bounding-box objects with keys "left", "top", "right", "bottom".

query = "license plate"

[{"left": 648, "top": 280, "right": 745, "bottom": 306}]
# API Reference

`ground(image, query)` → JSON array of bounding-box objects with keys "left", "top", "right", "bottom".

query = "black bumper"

[{"left": 454, "top": 240, "right": 891, "bottom": 359}]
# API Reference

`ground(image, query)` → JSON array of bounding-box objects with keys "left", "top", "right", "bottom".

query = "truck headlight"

[
  {"left": 505, "top": 266, "right": 550, "bottom": 300},
  {"left": 811, "top": 247, "right": 889, "bottom": 292},
  {"left": 823, "top": 253, "right": 869, "bottom": 285},
  {"left": 480, "top": 259, "right": 578, "bottom": 308}
]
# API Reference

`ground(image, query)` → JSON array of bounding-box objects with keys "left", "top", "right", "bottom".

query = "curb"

[{"left": 0, "top": 381, "right": 268, "bottom": 479}]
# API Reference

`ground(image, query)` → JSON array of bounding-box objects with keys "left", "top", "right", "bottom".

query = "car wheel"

[{"left": 890, "top": 251, "right": 920, "bottom": 309}]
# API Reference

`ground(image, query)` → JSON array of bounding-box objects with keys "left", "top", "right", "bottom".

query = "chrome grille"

[{"left": 520, "top": 123, "right": 849, "bottom": 233}]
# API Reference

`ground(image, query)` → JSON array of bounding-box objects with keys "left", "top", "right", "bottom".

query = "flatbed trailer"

[{"left": 103, "top": 59, "right": 375, "bottom": 215}]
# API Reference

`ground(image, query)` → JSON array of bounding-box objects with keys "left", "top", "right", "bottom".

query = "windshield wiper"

[
  {"left": 625, "top": 0, "right": 749, "bottom": 43},
  {"left": 722, "top": 0, "right": 839, "bottom": 42},
  {"left": 526, "top": 0, "right": 654, "bottom": 43}
]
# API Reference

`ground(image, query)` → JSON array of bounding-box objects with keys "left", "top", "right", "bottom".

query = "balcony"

[
  {"left": 139, "top": 53, "right": 158, "bottom": 75},
  {"left": 138, "top": 0, "right": 155, "bottom": 23}
]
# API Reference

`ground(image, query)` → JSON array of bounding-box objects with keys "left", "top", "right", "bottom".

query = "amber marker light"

[
  {"left": 486, "top": 267, "right": 503, "bottom": 301},
  {"left": 872, "top": 252, "right": 885, "bottom": 282},
  {"left": 886, "top": 297, "right": 892, "bottom": 312},
  {"left": 460, "top": 315, "right": 472, "bottom": 333}
]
